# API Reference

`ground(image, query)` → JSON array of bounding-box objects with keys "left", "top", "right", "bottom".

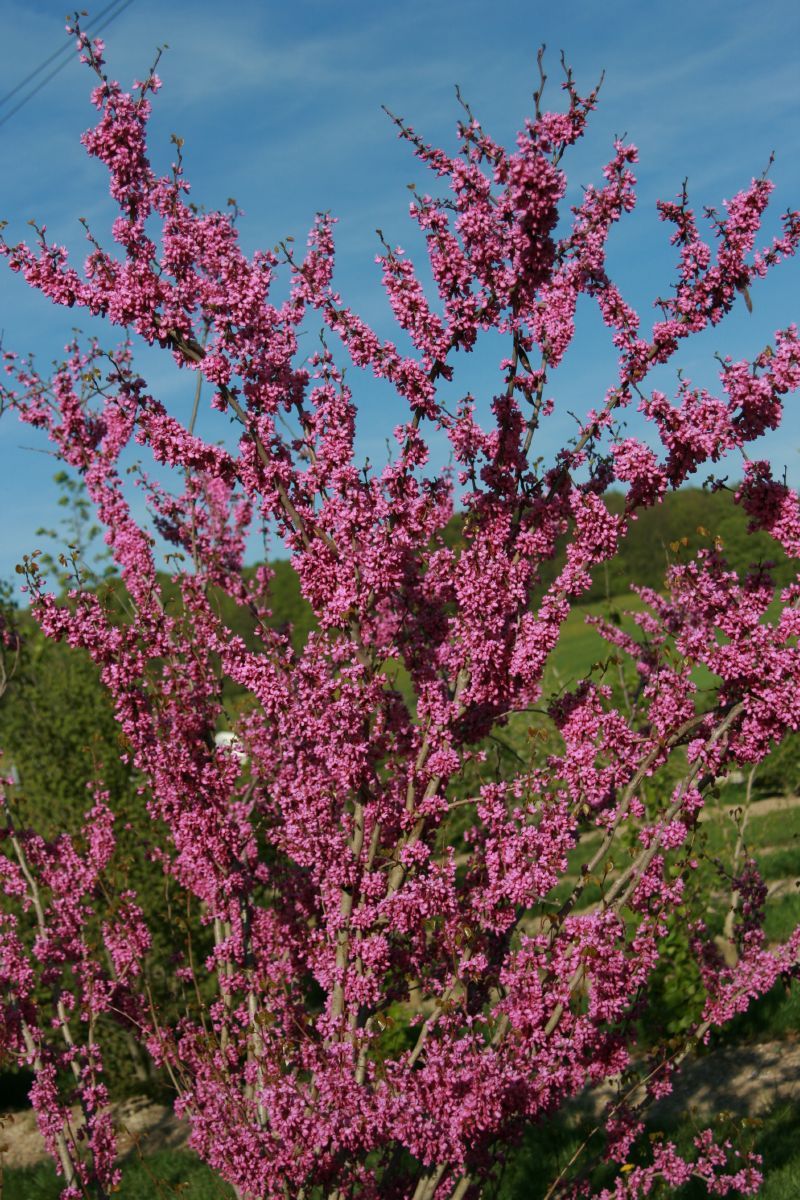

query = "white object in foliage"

[{"left": 214, "top": 731, "right": 248, "bottom": 763}]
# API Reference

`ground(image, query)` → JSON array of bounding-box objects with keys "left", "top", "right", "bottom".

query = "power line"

[
  {"left": 0, "top": 0, "right": 123, "bottom": 110},
  {"left": 0, "top": 0, "right": 137, "bottom": 131}
]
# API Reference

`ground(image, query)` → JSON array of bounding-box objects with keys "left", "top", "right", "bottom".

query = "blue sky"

[{"left": 1, "top": 0, "right": 799, "bottom": 580}]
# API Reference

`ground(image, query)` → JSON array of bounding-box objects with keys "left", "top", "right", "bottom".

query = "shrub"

[{"left": 1, "top": 21, "right": 799, "bottom": 1200}]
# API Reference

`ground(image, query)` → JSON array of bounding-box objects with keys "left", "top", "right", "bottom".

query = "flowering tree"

[{"left": 2, "top": 19, "right": 800, "bottom": 1200}]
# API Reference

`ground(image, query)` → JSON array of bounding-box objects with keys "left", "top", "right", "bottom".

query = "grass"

[
  {"left": 699, "top": 805, "right": 800, "bottom": 856},
  {"left": 758, "top": 845, "right": 800, "bottom": 882},
  {"left": 764, "top": 892, "right": 800, "bottom": 943},
  {"left": 545, "top": 593, "right": 647, "bottom": 690},
  {"left": 545, "top": 590, "right": 727, "bottom": 697},
  {"left": 0, "top": 1148, "right": 235, "bottom": 1199},
  {"left": 487, "top": 1096, "right": 800, "bottom": 1199},
  {"left": 656, "top": 1103, "right": 800, "bottom": 1200},
  {"left": 711, "top": 976, "right": 800, "bottom": 1046},
  {"left": 757, "top": 1105, "right": 800, "bottom": 1199},
  {"left": 746, "top": 808, "right": 800, "bottom": 846}
]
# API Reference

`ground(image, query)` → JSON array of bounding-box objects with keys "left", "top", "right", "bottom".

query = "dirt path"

[
  {"left": 0, "top": 1096, "right": 188, "bottom": 1171},
  {"left": 704, "top": 792, "right": 800, "bottom": 821},
  {"left": 580, "top": 1039, "right": 800, "bottom": 1125},
  {"left": 649, "top": 1040, "right": 800, "bottom": 1123}
]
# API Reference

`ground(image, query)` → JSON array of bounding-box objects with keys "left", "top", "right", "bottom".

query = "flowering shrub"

[{"left": 1, "top": 19, "right": 800, "bottom": 1200}]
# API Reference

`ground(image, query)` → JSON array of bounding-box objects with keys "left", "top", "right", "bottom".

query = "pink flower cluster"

[{"left": 1, "top": 21, "right": 798, "bottom": 1199}]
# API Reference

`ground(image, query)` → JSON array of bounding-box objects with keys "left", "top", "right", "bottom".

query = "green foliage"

[
  {"left": 0, "top": 1148, "right": 236, "bottom": 1199},
  {"left": 370, "top": 1001, "right": 419, "bottom": 1062},
  {"left": 748, "top": 732, "right": 800, "bottom": 798},
  {"left": 0, "top": 598, "right": 193, "bottom": 1102},
  {"left": 759, "top": 845, "right": 800, "bottom": 881},
  {"left": 700, "top": 805, "right": 800, "bottom": 858},
  {"left": 484, "top": 1095, "right": 800, "bottom": 1199},
  {"left": 711, "top": 977, "right": 800, "bottom": 1047},
  {"left": 33, "top": 469, "right": 116, "bottom": 591},
  {"left": 535, "top": 485, "right": 793, "bottom": 605},
  {"left": 649, "top": 1105, "right": 800, "bottom": 1200},
  {"left": 0, "top": 615, "right": 130, "bottom": 832},
  {"left": 641, "top": 922, "right": 706, "bottom": 1039},
  {"left": 763, "top": 892, "right": 800, "bottom": 944}
]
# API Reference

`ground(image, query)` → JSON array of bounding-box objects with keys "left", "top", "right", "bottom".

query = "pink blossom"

[{"left": 0, "top": 25, "right": 798, "bottom": 1199}]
